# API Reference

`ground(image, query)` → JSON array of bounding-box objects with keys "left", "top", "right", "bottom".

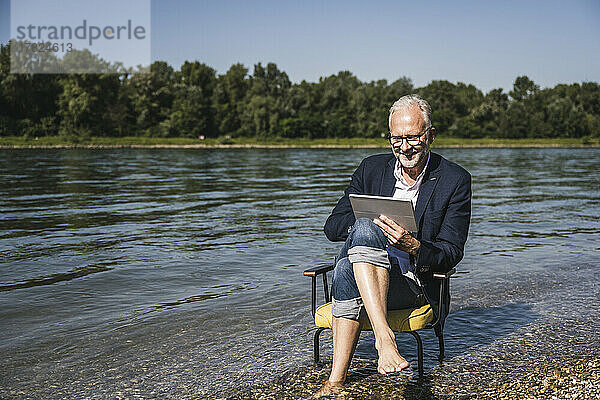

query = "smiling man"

[{"left": 315, "top": 94, "right": 472, "bottom": 397}]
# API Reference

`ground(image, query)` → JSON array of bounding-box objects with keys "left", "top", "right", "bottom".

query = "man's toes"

[
  {"left": 394, "top": 364, "right": 407, "bottom": 372},
  {"left": 378, "top": 363, "right": 391, "bottom": 374},
  {"left": 381, "top": 359, "right": 409, "bottom": 373}
]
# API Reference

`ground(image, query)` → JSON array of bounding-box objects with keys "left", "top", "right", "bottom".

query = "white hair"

[{"left": 388, "top": 94, "right": 432, "bottom": 129}]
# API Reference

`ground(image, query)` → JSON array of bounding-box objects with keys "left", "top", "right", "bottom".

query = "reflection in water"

[{"left": 0, "top": 147, "right": 599, "bottom": 398}]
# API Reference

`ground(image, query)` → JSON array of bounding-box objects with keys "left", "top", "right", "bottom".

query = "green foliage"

[
  {"left": 0, "top": 42, "right": 599, "bottom": 141},
  {"left": 56, "top": 73, "right": 123, "bottom": 139},
  {"left": 418, "top": 80, "right": 484, "bottom": 136},
  {"left": 213, "top": 63, "right": 249, "bottom": 137},
  {"left": 127, "top": 61, "right": 176, "bottom": 137},
  {"left": 238, "top": 62, "right": 292, "bottom": 138},
  {"left": 163, "top": 62, "right": 217, "bottom": 137}
]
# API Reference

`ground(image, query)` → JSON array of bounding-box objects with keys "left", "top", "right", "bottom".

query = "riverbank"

[
  {"left": 229, "top": 262, "right": 600, "bottom": 400},
  {"left": 1, "top": 136, "right": 599, "bottom": 148},
  {"left": 227, "top": 357, "right": 600, "bottom": 400}
]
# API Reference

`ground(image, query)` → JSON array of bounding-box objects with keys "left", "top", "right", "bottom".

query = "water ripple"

[
  {"left": 0, "top": 147, "right": 598, "bottom": 398},
  {"left": 0, "top": 263, "right": 114, "bottom": 292}
]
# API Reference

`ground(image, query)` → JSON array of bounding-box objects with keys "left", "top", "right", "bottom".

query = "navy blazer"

[{"left": 324, "top": 151, "right": 472, "bottom": 328}]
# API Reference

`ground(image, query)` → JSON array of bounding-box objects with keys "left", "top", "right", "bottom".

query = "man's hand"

[{"left": 373, "top": 215, "right": 421, "bottom": 256}]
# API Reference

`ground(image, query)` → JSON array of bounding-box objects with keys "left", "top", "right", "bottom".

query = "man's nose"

[{"left": 400, "top": 139, "right": 412, "bottom": 152}]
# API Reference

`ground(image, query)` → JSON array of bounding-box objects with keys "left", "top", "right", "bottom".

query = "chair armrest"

[
  {"left": 432, "top": 267, "right": 456, "bottom": 280},
  {"left": 303, "top": 263, "right": 334, "bottom": 277},
  {"left": 305, "top": 262, "right": 335, "bottom": 317},
  {"left": 426, "top": 268, "right": 457, "bottom": 330}
]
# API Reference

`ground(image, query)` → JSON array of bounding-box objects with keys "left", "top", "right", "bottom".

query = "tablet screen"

[{"left": 349, "top": 194, "right": 417, "bottom": 232}]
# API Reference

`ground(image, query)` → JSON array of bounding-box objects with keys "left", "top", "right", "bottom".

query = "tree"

[
  {"left": 418, "top": 80, "right": 483, "bottom": 135},
  {"left": 0, "top": 43, "right": 62, "bottom": 137},
  {"left": 127, "top": 61, "right": 176, "bottom": 136},
  {"left": 509, "top": 76, "right": 539, "bottom": 101},
  {"left": 239, "top": 62, "right": 292, "bottom": 137},
  {"left": 56, "top": 72, "right": 123, "bottom": 139},
  {"left": 165, "top": 62, "right": 217, "bottom": 137},
  {"left": 213, "top": 63, "right": 250, "bottom": 136},
  {"left": 1, "top": 51, "right": 599, "bottom": 141}
]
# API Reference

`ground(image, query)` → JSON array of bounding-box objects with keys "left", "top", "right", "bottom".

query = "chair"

[{"left": 303, "top": 261, "right": 455, "bottom": 378}]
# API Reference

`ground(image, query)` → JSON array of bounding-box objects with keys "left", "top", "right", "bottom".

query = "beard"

[{"left": 394, "top": 143, "right": 429, "bottom": 169}]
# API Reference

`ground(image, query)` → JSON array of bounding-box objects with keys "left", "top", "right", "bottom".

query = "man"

[{"left": 314, "top": 94, "right": 471, "bottom": 397}]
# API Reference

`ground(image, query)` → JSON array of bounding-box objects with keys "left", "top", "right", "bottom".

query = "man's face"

[{"left": 389, "top": 105, "right": 434, "bottom": 170}]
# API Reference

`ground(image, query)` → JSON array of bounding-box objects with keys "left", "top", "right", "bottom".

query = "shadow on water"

[
  {"left": 441, "top": 303, "right": 538, "bottom": 360},
  {"left": 230, "top": 303, "right": 538, "bottom": 399},
  {"left": 0, "top": 263, "right": 114, "bottom": 292}
]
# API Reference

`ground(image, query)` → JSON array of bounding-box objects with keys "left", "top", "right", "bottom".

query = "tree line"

[{"left": 1, "top": 42, "right": 598, "bottom": 140}]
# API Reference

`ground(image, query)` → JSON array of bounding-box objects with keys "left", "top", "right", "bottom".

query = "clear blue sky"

[{"left": 1, "top": 0, "right": 599, "bottom": 91}]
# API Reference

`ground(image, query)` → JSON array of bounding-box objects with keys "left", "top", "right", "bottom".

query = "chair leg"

[
  {"left": 408, "top": 331, "right": 424, "bottom": 378},
  {"left": 438, "top": 334, "right": 445, "bottom": 362},
  {"left": 314, "top": 327, "right": 326, "bottom": 364}
]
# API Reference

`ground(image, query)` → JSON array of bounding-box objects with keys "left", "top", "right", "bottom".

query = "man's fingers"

[
  {"left": 375, "top": 217, "right": 413, "bottom": 251},
  {"left": 375, "top": 216, "right": 396, "bottom": 234},
  {"left": 381, "top": 230, "right": 393, "bottom": 242},
  {"left": 378, "top": 215, "right": 410, "bottom": 238},
  {"left": 377, "top": 222, "right": 401, "bottom": 245},
  {"left": 379, "top": 215, "right": 407, "bottom": 236},
  {"left": 379, "top": 215, "right": 401, "bottom": 230},
  {"left": 373, "top": 218, "right": 390, "bottom": 234},
  {"left": 374, "top": 218, "right": 396, "bottom": 239},
  {"left": 374, "top": 219, "right": 391, "bottom": 237}
]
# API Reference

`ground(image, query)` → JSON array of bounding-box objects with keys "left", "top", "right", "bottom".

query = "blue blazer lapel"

[
  {"left": 414, "top": 153, "right": 441, "bottom": 231},
  {"left": 380, "top": 157, "right": 396, "bottom": 196}
]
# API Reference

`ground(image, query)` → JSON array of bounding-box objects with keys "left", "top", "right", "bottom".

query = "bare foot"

[
  {"left": 311, "top": 380, "right": 345, "bottom": 398},
  {"left": 375, "top": 329, "right": 409, "bottom": 374}
]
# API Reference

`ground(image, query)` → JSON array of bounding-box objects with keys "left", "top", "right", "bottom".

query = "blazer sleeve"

[
  {"left": 323, "top": 159, "right": 366, "bottom": 242},
  {"left": 416, "top": 172, "right": 472, "bottom": 274}
]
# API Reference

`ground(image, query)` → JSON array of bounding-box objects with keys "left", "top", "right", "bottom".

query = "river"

[{"left": 1, "top": 147, "right": 598, "bottom": 399}]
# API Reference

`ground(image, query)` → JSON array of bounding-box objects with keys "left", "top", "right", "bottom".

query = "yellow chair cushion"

[{"left": 315, "top": 302, "right": 433, "bottom": 332}]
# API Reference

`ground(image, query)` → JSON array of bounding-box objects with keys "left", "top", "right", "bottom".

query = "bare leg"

[
  {"left": 353, "top": 262, "right": 409, "bottom": 374},
  {"left": 313, "top": 261, "right": 409, "bottom": 398},
  {"left": 313, "top": 316, "right": 361, "bottom": 398},
  {"left": 330, "top": 316, "right": 361, "bottom": 381}
]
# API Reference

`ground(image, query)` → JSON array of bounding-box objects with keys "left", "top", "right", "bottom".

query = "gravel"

[{"left": 227, "top": 264, "right": 600, "bottom": 400}]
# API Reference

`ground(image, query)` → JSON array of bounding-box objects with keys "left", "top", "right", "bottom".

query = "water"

[{"left": 1, "top": 147, "right": 599, "bottom": 399}]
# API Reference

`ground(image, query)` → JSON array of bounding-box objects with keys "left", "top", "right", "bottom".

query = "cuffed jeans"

[{"left": 331, "top": 218, "right": 424, "bottom": 320}]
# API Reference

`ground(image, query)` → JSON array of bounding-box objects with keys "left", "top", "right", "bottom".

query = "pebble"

[{"left": 226, "top": 357, "right": 600, "bottom": 399}]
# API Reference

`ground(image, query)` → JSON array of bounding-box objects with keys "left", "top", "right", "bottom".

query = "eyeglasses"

[{"left": 386, "top": 126, "right": 432, "bottom": 146}]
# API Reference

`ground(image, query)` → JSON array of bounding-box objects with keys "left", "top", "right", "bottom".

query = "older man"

[{"left": 315, "top": 94, "right": 471, "bottom": 397}]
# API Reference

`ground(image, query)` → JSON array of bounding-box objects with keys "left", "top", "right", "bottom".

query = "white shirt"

[
  {"left": 390, "top": 152, "right": 430, "bottom": 284},
  {"left": 392, "top": 151, "right": 430, "bottom": 206}
]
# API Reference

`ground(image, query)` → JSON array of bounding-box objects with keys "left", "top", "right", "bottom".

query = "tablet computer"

[{"left": 349, "top": 194, "right": 417, "bottom": 232}]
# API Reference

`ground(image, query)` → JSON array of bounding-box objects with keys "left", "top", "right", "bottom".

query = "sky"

[
  {"left": 1, "top": 0, "right": 599, "bottom": 91},
  {"left": 7, "top": 0, "right": 150, "bottom": 73}
]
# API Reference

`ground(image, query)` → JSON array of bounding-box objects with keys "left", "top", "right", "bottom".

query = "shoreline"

[
  {"left": 1, "top": 136, "right": 598, "bottom": 149},
  {"left": 1, "top": 143, "right": 599, "bottom": 149},
  {"left": 228, "top": 357, "right": 600, "bottom": 399}
]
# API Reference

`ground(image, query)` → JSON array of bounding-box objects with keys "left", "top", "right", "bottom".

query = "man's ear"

[{"left": 429, "top": 126, "right": 436, "bottom": 143}]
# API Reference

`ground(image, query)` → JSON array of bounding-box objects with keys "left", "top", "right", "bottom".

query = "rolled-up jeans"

[{"left": 331, "top": 218, "right": 424, "bottom": 320}]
